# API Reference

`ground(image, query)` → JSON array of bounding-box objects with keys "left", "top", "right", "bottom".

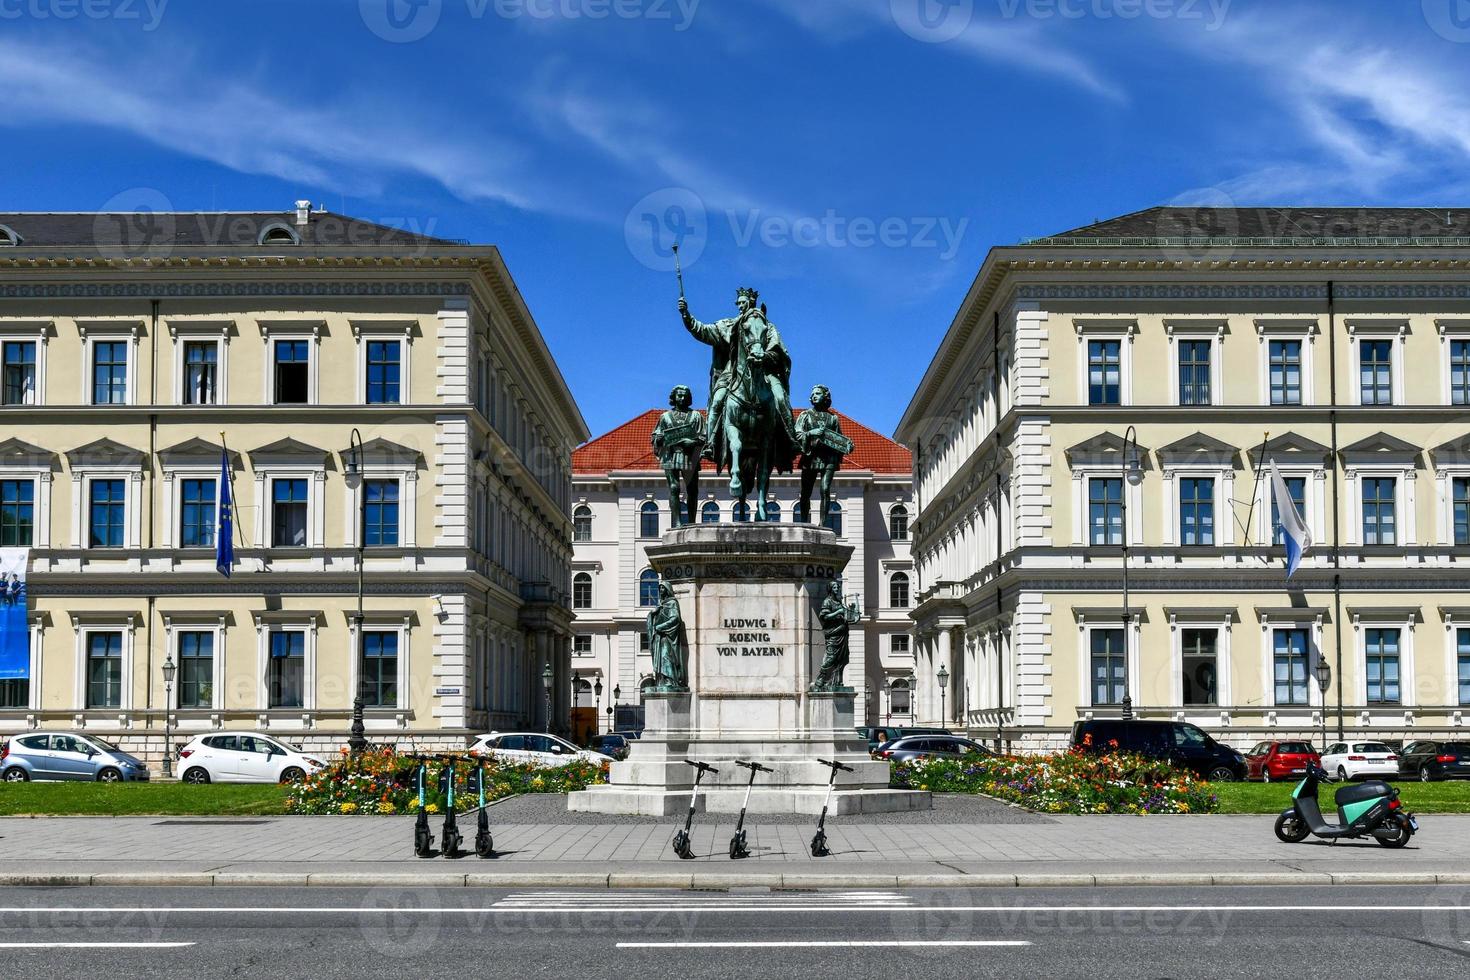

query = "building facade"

[
  {"left": 0, "top": 205, "right": 587, "bottom": 763},
  {"left": 569, "top": 409, "right": 913, "bottom": 738},
  {"left": 898, "top": 208, "right": 1470, "bottom": 751}
]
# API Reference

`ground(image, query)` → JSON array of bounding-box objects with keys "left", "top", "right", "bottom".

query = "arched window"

[
  {"left": 824, "top": 502, "right": 843, "bottom": 536},
  {"left": 573, "top": 678, "right": 593, "bottom": 707},
  {"left": 572, "top": 572, "right": 592, "bottom": 609},
  {"left": 638, "top": 675, "right": 657, "bottom": 701},
  {"left": 733, "top": 501, "right": 751, "bottom": 523},
  {"left": 762, "top": 500, "right": 781, "bottom": 522},
  {"left": 573, "top": 506, "right": 592, "bottom": 542},
  {"left": 639, "top": 501, "right": 660, "bottom": 538},
  {"left": 639, "top": 569, "right": 660, "bottom": 607},
  {"left": 257, "top": 222, "right": 301, "bottom": 246},
  {"left": 701, "top": 501, "right": 721, "bottom": 523},
  {"left": 889, "top": 678, "right": 911, "bottom": 715},
  {"left": 0, "top": 224, "right": 21, "bottom": 246},
  {"left": 889, "top": 505, "right": 909, "bottom": 540},
  {"left": 889, "top": 572, "right": 911, "bottom": 609}
]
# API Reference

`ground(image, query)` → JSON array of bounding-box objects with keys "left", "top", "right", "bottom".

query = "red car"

[{"left": 1245, "top": 740, "right": 1320, "bottom": 782}]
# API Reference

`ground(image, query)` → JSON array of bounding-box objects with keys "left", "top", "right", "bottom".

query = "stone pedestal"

[{"left": 568, "top": 524, "right": 929, "bottom": 815}]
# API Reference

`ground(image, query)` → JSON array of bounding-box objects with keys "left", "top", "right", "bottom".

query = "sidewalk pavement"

[{"left": 2, "top": 798, "right": 1468, "bottom": 889}]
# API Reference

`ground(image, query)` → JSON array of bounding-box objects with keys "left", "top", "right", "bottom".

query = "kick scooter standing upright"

[
  {"left": 671, "top": 760, "right": 719, "bottom": 860},
  {"left": 439, "top": 754, "right": 463, "bottom": 858},
  {"left": 413, "top": 754, "right": 437, "bottom": 858},
  {"left": 810, "top": 758, "right": 853, "bottom": 857},
  {"left": 472, "top": 761, "right": 495, "bottom": 858},
  {"left": 729, "top": 760, "right": 773, "bottom": 859}
]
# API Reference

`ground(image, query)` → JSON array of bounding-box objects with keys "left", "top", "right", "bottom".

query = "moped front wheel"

[{"left": 1274, "top": 812, "right": 1310, "bottom": 843}]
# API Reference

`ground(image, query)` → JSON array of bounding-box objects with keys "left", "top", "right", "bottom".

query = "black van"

[{"left": 1070, "top": 719, "right": 1247, "bottom": 781}]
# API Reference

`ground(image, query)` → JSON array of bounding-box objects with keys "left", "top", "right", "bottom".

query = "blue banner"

[
  {"left": 0, "top": 548, "right": 29, "bottom": 680},
  {"left": 216, "top": 449, "right": 235, "bottom": 578}
]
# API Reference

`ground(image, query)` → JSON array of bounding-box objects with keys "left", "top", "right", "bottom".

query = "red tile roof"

[{"left": 573, "top": 410, "right": 911, "bottom": 476}]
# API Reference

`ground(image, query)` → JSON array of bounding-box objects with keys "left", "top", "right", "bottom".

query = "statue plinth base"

[{"left": 568, "top": 525, "right": 930, "bottom": 816}]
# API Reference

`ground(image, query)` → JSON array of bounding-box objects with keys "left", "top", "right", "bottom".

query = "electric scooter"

[
  {"left": 1274, "top": 763, "right": 1417, "bottom": 848},
  {"left": 412, "top": 755, "right": 437, "bottom": 858},
  {"left": 810, "top": 758, "right": 853, "bottom": 857},
  {"left": 471, "top": 762, "right": 495, "bottom": 858},
  {"left": 671, "top": 760, "right": 719, "bottom": 860},
  {"left": 729, "top": 760, "right": 773, "bottom": 859},
  {"left": 438, "top": 755, "right": 463, "bottom": 858}
]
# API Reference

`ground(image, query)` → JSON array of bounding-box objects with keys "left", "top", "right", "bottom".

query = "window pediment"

[
  {"left": 0, "top": 437, "right": 56, "bottom": 469},
  {"left": 1157, "top": 432, "right": 1238, "bottom": 468},
  {"left": 1250, "top": 433, "right": 1331, "bottom": 468},
  {"left": 1065, "top": 432, "right": 1150, "bottom": 469},
  {"left": 1340, "top": 432, "right": 1419, "bottom": 467},
  {"left": 158, "top": 437, "right": 241, "bottom": 469},
  {"left": 66, "top": 438, "right": 144, "bottom": 468}
]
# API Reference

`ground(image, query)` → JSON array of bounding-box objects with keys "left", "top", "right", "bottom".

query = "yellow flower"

[
  {"left": 379, "top": 803, "right": 396, "bottom": 814},
  {"left": 339, "top": 802, "right": 358, "bottom": 814},
  {"left": 425, "top": 803, "right": 440, "bottom": 814}
]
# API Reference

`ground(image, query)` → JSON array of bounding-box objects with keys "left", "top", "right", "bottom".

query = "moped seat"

[{"left": 1334, "top": 780, "right": 1392, "bottom": 806}]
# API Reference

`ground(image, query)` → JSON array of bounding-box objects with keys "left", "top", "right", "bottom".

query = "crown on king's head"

[{"left": 736, "top": 286, "right": 760, "bottom": 303}]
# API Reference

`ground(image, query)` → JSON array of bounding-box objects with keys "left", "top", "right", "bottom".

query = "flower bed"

[
  {"left": 284, "top": 749, "right": 609, "bottom": 815},
  {"left": 891, "top": 748, "right": 1219, "bottom": 815}
]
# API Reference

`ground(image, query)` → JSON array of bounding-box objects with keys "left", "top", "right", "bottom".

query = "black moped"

[{"left": 1274, "top": 763, "right": 1416, "bottom": 848}]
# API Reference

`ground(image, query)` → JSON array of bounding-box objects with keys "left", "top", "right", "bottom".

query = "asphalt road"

[{"left": 0, "top": 885, "right": 1467, "bottom": 978}]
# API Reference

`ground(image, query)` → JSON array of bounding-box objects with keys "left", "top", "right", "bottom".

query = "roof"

[
  {"left": 0, "top": 210, "right": 459, "bottom": 248},
  {"left": 1034, "top": 207, "right": 1470, "bottom": 245},
  {"left": 574, "top": 410, "right": 911, "bottom": 476}
]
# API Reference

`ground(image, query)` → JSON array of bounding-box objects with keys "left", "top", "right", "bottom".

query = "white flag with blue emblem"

[{"left": 1269, "top": 460, "right": 1311, "bottom": 578}]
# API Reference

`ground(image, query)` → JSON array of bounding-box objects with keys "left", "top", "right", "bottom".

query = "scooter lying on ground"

[
  {"left": 412, "top": 755, "right": 436, "bottom": 858},
  {"left": 471, "top": 763, "right": 495, "bottom": 858},
  {"left": 438, "top": 755, "right": 463, "bottom": 858},
  {"left": 671, "top": 760, "right": 719, "bottom": 860},
  {"left": 729, "top": 760, "right": 773, "bottom": 859},
  {"left": 1274, "top": 763, "right": 1417, "bottom": 848},
  {"left": 810, "top": 758, "right": 853, "bottom": 858}
]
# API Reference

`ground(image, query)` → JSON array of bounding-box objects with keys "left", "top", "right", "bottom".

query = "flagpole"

[
  {"left": 1241, "top": 431, "right": 1269, "bottom": 547},
  {"left": 218, "top": 431, "right": 244, "bottom": 547}
]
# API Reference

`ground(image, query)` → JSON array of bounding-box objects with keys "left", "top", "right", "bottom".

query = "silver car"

[{"left": 1, "top": 732, "right": 151, "bottom": 782}]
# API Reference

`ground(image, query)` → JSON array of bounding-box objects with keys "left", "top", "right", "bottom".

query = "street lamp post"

[
  {"left": 612, "top": 684, "right": 622, "bottom": 732},
  {"left": 906, "top": 671, "right": 916, "bottom": 721},
  {"left": 345, "top": 427, "right": 368, "bottom": 755},
  {"left": 541, "top": 661, "right": 554, "bottom": 735},
  {"left": 1119, "top": 425, "right": 1143, "bottom": 721},
  {"left": 161, "top": 655, "right": 176, "bottom": 777},
  {"left": 937, "top": 662, "right": 950, "bottom": 726},
  {"left": 593, "top": 677, "right": 603, "bottom": 741},
  {"left": 1314, "top": 657, "right": 1332, "bottom": 756}
]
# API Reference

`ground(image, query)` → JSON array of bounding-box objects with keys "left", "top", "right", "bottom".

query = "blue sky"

[{"left": 3, "top": 0, "right": 1470, "bottom": 438}]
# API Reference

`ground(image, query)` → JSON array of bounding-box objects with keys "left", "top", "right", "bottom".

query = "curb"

[{"left": 1, "top": 871, "right": 1467, "bottom": 889}]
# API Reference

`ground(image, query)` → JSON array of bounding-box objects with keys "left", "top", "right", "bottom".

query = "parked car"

[
  {"left": 470, "top": 732, "right": 614, "bottom": 766},
  {"left": 1070, "top": 719, "right": 1247, "bottom": 781},
  {"left": 589, "top": 733, "right": 631, "bottom": 760},
  {"left": 857, "top": 726, "right": 951, "bottom": 754},
  {"left": 175, "top": 732, "right": 326, "bottom": 784},
  {"left": 1319, "top": 741, "right": 1399, "bottom": 782},
  {"left": 1, "top": 732, "right": 150, "bottom": 782},
  {"left": 1244, "top": 740, "right": 1320, "bottom": 782},
  {"left": 875, "top": 735, "right": 991, "bottom": 762},
  {"left": 1397, "top": 740, "right": 1470, "bottom": 782}
]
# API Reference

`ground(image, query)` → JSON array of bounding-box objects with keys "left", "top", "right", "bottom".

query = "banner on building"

[{"left": 0, "top": 548, "right": 29, "bottom": 680}]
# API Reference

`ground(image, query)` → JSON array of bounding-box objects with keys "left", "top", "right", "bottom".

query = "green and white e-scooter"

[
  {"left": 412, "top": 755, "right": 437, "bottom": 858},
  {"left": 438, "top": 755, "right": 464, "bottom": 858},
  {"left": 1274, "top": 763, "right": 1417, "bottom": 848},
  {"left": 471, "top": 762, "right": 495, "bottom": 858}
]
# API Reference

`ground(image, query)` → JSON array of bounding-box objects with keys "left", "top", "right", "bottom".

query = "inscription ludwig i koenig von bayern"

[{"left": 716, "top": 617, "right": 785, "bottom": 657}]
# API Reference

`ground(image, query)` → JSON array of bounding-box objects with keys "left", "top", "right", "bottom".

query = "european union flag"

[{"left": 216, "top": 448, "right": 235, "bottom": 577}]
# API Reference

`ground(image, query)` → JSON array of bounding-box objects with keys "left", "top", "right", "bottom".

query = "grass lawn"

[
  {"left": 0, "top": 782, "right": 288, "bottom": 816},
  {"left": 1212, "top": 779, "right": 1470, "bottom": 814}
]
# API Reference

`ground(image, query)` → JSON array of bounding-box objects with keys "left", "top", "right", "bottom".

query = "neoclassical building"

[
  {"left": 569, "top": 409, "right": 913, "bottom": 737},
  {"left": 0, "top": 204, "right": 587, "bottom": 761},
  {"left": 899, "top": 207, "right": 1470, "bottom": 750}
]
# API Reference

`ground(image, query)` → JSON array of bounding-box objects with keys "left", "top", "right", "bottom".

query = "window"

[
  {"left": 0, "top": 479, "right": 33, "bottom": 546},
  {"left": 359, "top": 631, "right": 398, "bottom": 707},
  {"left": 365, "top": 340, "right": 401, "bottom": 405},
  {"left": 762, "top": 500, "right": 781, "bottom": 522},
  {"left": 638, "top": 633, "right": 650, "bottom": 653},
  {"left": 1269, "top": 340, "right": 1302, "bottom": 406},
  {"left": 178, "top": 479, "right": 216, "bottom": 548},
  {"left": 733, "top": 501, "right": 751, "bottom": 523},
  {"left": 1179, "top": 477, "right": 1215, "bottom": 546},
  {"left": 889, "top": 678, "right": 911, "bottom": 715},
  {"left": 2, "top": 340, "right": 35, "bottom": 405},
  {"left": 891, "top": 634, "right": 910, "bottom": 655},
  {"left": 1362, "top": 477, "right": 1396, "bottom": 545},
  {"left": 824, "top": 502, "right": 842, "bottom": 536},
  {"left": 1090, "top": 628, "right": 1127, "bottom": 706},
  {"left": 1456, "top": 478, "right": 1470, "bottom": 546},
  {"left": 177, "top": 631, "right": 214, "bottom": 709},
  {"left": 1452, "top": 339, "right": 1470, "bottom": 406},
  {"left": 182, "top": 341, "right": 217, "bottom": 405},
  {"left": 0, "top": 676, "right": 26, "bottom": 708},
  {"left": 271, "top": 478, "right": 308, "bottom": 547},
  {"left": 268, "top": 630, "right": 305, "bottom": 708},
  {"left": 638, "top": 569, "right": 660, "bottom": 607},
  {"left": 1273, "top": 628, "right": 1309, "bottom": 706},
  {"left": 889, "top": 572, "right": 911, "bottom": 608},
  {"left": 1178, "top": 339, "right": 1211, "bottom": 405},
  {"left": 1088, "top": 477, "right": 1123, "bottom": 546},
  {"left": 701, "top": 501, "right": 721, "bottom": 524},
  {"left": 639, "top": 501, "right": 660, "bottom": 538},
  {"left": 1271, "top": 476, "right": 1307, "bottom": 545},
  {"left": 88, "top": 479, "right": 125, "bottom": 548},
  {"left": 1458, "top": 628, "right": 1470, "bottom": 705},
  {"left": 1359, "top": 339, "right": 1393, "bottom": 405},
  {"left": 362, "top": 479, "right": 400, "bottom": 547},
  {"left": 91, "top": 341, "right": 128, "bottom": 405},
  {"left": 573, "top": 506, "right": 593, "bottom": 542},
  {"left": 1087, "top": 339, "right": 1121, "bottom": 406},
  {"left": 1364, "top": 627, "right": 1401, "bottom": 705},
  {"left": 273, "top": 339, "right": 309, "bottom": 404},
  {"left": 1181, "top": 628, "right": 1218, "bottom": 706},
  {"left": 86, "top": 631, "right": 123, "bottom": 708},
  {"left": 889, "top": 505, "right": 909, "bottom": 540},
  {"left": 572, "top": 572, "right": 592, "bottom": 609},
  {"left": 572, "top": 635, "right": 592, "bottom": 656}
]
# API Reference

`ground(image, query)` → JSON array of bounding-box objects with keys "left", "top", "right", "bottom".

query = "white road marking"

[
  {"left": 0, "top": 904, "right": 1462, "bottom": 916},
  {"left": 617, "top": 940, "right": 1033, "bottom": 949},
  {"left": 0, "top": 943, "right": 195, "bottom": 949}
]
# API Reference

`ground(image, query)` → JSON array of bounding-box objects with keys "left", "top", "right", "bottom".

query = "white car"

[
  {"left": 1319, "top": 741, "right": 1399, "bottom": 782},
  {"left": 469, "top": 732, "right": 613, "bottom": 766},
  {"left": 176, "top": 732, "right": 327, "bottom": 784}
]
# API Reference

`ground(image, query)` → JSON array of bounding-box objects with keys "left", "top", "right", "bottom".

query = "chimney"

[{"left": 295, "top": 200, "right": 312, "bottom": 227}]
